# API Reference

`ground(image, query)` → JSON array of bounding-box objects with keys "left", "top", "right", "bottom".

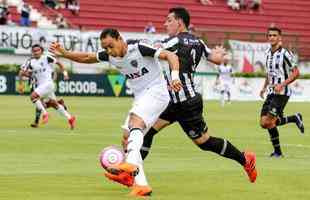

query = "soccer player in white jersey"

[
  {"left": 49, "top": 28, "right": 182, "bottom": 197},
  {"left": 218, "top": 56, "right": 233, "bottom": 106},
  {"left": 18, "top": 44, "right": 76, "bottom": 129}
]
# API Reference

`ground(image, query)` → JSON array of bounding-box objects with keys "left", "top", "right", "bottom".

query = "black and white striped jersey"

[
  {"left": 161, "top": 32, "right": 211, "bottom": 103},
  {"left": 265, "top": 47, "right": 298, "bottom": 96}
]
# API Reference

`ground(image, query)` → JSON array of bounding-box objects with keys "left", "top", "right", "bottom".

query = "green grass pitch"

[{"left": 0, "top": 95, "right": 309, "bottom": 200}]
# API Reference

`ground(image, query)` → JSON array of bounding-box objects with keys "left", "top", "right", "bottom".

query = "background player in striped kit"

[{"left": 259, "top": 26, "right": 304, "bottom": 158}]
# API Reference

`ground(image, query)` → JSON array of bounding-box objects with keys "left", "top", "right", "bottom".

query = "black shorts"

[
  {"left": 159, "top": 94, "right": 207, "bottom": 140},
  {"left": 260, "top": 94, "right": 289, "bottom": 117}
]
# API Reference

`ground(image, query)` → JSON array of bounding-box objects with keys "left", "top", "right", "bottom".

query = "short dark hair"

[
  {"left": 268, "top": 26, "right": 282, "bottom": 35},
  {"left": 169, "top": 7, "right": 190, "bottom": 29},
  {"left": 31, "top": 44, "right": 43, "bottom": 51},
  {"left": 100, "top": 28, "right": 121, "bottom": 40}
]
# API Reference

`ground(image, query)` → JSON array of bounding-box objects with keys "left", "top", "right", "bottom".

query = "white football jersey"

[
  {"left": 96, "top": 41, "right": 166, "bottom": 97},
  {"left": 218, "top": 64, "right": 233, "bottom": 83},
  {"left": 21, "top": 53, "right": 57, "bottom": 85}
]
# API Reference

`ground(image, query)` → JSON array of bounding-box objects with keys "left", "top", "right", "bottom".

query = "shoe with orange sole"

[
  {"left": 129, "top": 185, "right": 152, "bottom": 198},
  {"left": 104, "top": 171, "right": 134, "bottom": 187},
  {"left": 243, "top": 151, "right": 257, "bottom": 183},
  {"left": 68, "top": 116, "right": 76, "bottom": 130},
  {"left": 107, "top": 162, "right": 139, "bottom": 177},
  {"left": 42, "top": 113, "right": 49, "bottom": 124}
]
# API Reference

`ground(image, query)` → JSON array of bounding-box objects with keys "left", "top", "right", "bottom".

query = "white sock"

[
  {"left": 126, "top": 128, "right": 148, "bottom": 186},
  {"left": 57, "top": 104, "right": 71, "bottom": 119},
  {"left": 34, "top": 100, "right": 47, "bottom": 114},
  {"left": 220, "top": 93, "right": 225, "bottom": 107},
  {"left": 134, "top": 163, "right": 148, "bottom": 186}
]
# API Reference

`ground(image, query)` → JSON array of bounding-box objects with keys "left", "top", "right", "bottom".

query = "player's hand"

[
  {"left": 63, "top": 71, "right": 69, "bottom": 80},
  {"left": 259, "top": 88, "right": 266, "bottom": 99},
  {"left": 49, "top": 42, "right": 66, "bottom": 57},
  {"left": 63, "top": 74, "right": 69, "bottom": 80},
  {"left": 171, "top": 79, "right": 183, "bottom": 92},
  {"left": 274, "top": 83, "right": 284, "bottom": 94},
  {"left": 213, "top": 46, "right": 226, "bottom": 56},
  {"left": 24, "top": 69, "right": 32, "bottom": 77}
]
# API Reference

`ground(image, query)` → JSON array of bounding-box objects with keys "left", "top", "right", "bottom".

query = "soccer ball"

[{"left": 99, "top": 145, "right": 125, "bottom": 169}]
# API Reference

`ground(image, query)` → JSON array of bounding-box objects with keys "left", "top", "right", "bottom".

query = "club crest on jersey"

[
  {"left": 125, "top": 67, "right": 149, "bottom": 79},
  {"left": 130, "top": 60, "right": 138, "bottom": 68}
]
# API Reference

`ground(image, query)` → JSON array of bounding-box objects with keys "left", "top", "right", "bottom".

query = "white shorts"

[
  {"left": 122, "top": 83, "right": 169, "bottom": 132},
  {"left": 34, "top": 81, "right": 56, "bottom": 100}
]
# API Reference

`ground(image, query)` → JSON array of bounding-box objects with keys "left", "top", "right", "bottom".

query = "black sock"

[
  {"left": 268, "top": 127, "right": 282, "bottom": 154},
  {"left": 140, "top": 127, "right": 158, "bottom": 160},
  {"left": 227, "top": 91, "right": 231, "bottom": 101},
  {"left": 34, "top": 108, "right": 41, "bottom": 124},
  {"left": 198, "top": 136, "right": 246, "bottom": 166},
  {"left": 276, "top": 115, "right": 297, "bottom": 126}
]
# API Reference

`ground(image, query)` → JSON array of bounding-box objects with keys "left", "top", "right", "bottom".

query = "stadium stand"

[
  {"left": 9, "top": 0, "right": 55, "bottom": 28},
  {"left": 23, "top": 0, "right": 310, "bottom": 59}
]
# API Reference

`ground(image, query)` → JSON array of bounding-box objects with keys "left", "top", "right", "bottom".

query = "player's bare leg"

[
  {"left": 260, "top": 114, "right": 283, "bottom": 157},
  {"left": 52, "top": 99, "right": 75, "bottom": 129},
  {"left": 30, "top": 92, "right": 49, "bottom": 124},
  {"left": 30, "top": 99, "right": 68, "bottom": 128},
  {"left": 46, "top": 98, "right": 68, "bottom": 111}
]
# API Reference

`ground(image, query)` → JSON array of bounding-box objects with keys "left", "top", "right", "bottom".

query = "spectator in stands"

[
  {"left": 55, "top": 13, "right": 68, "bottom": 29},
  {"left": 20, "top": 3, "right": 31, "bottom": 27},
  {"left": 238, "top": 0, "right": 247, "bottom": 9},
  {"left": 200, "top": 0, "right": 213, "bottom": 5},
  {"left": 42, "top": 0, "right": 59, "bottom": 10},
  {"left": 0, "top": 0, "right": 9, "bottom": 25},
  {"left": 58, "top": 0, "right": 66, "bottom": 9},
  {"left": 249, "top": 0, "right": 262, "bottom": 13},
  {"left": 144, "top": 22, "right": 156, "bottom": 34},
  {"left": 66, "top": 0, "right": 79, "bottom": 15},
  {"left": 227, "top": 0, "right": 240, "bottom": 10}
]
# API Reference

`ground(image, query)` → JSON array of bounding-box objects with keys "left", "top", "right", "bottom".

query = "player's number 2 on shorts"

[{"left": 0, "top": 75, "right": 7, "bottom": 93}]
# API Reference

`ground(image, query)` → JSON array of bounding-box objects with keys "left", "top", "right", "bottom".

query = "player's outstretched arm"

[
  {"left": 208, "top": 46, "right": 226, "bottom": 65},
  {"left": 158, "top": 50, "right": 182, "bottom": 91},
  {"left": 49, "top": 42, "right": 99, "bottom": 64}
]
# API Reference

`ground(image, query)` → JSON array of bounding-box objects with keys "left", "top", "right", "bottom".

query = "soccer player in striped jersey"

[
  {"left": 259, "top": 26, "right": 304, "bottom": 158},
  {"left": 49, "top": 28, "right": 182, "bottom": 197},
  {"left": 135, "top": 7, "right": 257, "bottom": 183}
]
